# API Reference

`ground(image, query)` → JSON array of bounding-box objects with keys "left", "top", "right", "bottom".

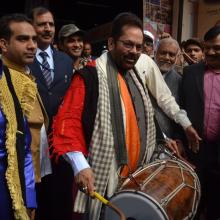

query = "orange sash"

[{"left": 118, "top": 73, "right": 140, "bottom": 177}]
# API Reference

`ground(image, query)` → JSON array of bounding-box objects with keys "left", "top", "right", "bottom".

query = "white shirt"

[
  {"left": 40, "top": 124, "right": 52, "bottom": 177},
  {"left": 136, "top": 54, "right": 191, "bottom": 129},
  {"left": 36, "top": 46, "right": 55, "bottom": 80}
]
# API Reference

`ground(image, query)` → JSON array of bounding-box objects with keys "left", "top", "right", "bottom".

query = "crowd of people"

[{"left": 0, "top": 6, "right": 219, "bottom": 220}]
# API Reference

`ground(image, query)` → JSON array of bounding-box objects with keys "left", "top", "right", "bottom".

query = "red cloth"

[
  {"left": 51, "top": 74, "right": 88, "bottom": 158},
  {"left": 86, "top": 59, "right": 96, "bottom": 68}
]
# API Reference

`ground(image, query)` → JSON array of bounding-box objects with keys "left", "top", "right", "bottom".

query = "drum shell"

[{"left": 105, "top": 159, "right": 200, "bottom": 220}]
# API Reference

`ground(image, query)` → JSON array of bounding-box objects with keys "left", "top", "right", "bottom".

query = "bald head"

[{"left": 155, "top": 38, "right": 180, "bottom": 74}]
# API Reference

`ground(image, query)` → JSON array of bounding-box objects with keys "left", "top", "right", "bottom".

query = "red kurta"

[{"left": 51, "top": 74, "right": 88, "bottom": 158}]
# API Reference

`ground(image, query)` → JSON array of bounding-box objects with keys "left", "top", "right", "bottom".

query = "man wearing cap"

[
  {"left": 58, "top": 24, "right": 88, "bottom": 71},
  {"left": 182, "top": 38, "right": 204, "bottom": 65},
  {"left": 28, "top": 7, "right": 74, "bottom": 220},
  {"left": 143, "top": 30, "right": 154, "bottom": 58}
]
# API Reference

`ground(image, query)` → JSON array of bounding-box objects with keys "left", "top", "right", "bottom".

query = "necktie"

[
  {"left": 118, "top": 73, "right": 141, "bottom": 177},
  {"left": 39, "top": 51, "right": 53, "bottom": 87}
]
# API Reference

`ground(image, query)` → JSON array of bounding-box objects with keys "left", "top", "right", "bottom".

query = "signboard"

[{"left": 144, "top": 0, "right": 173, "bottom": 38}]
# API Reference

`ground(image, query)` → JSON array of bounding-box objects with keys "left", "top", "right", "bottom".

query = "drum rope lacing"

[{"left": 122, "top": 159, "right": 201, "bottom": 219}]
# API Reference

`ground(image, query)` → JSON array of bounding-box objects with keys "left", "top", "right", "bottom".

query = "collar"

[
  {"left": 36, "top": 45, "right": 53, "bottom": 60},
  {"left": 206, "top": 64, "right": 220, "bottom": 74}
]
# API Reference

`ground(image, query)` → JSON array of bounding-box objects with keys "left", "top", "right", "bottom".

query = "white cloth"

[
  {"left": 136, "top": 53, "right": 191, "bottom": 129},
  {"left": 64, "top": 152, "right": 90, "bottom": 176},
  {"left": 40, "top": 124, "right": 52, "bottom": 178}
]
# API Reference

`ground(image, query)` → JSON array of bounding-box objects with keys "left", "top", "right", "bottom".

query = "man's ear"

[
  {"left": 108, "top": 37, "right": 114, "bottom": 51},
  {"left": 0, "top": 39, "right": 8, "bottom": 53}
]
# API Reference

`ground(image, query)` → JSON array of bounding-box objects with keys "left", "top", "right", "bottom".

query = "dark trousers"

[
  {"left": 35, "top": 158, "right": 74, "bottom": 220},
  {"left": 187, "top": 140, "right": 220, "bottom": 220}
]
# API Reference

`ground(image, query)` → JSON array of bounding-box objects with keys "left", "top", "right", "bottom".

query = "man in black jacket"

[{"left": 181, "top": 26, "right": 220, "bottom": 220}]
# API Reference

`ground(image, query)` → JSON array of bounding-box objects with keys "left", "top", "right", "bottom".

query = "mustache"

[
  {"left": 125, "top": 54, "right": 139, "bottom": 60},
  {"left": 206, "top": 54, "right": 218, "bottom": 58},
  {"left": 42, "top": 32, "right": 53, "bottom": 37},
  {"left": 157, "top": 60, "right": 172, "bottom": 65}
]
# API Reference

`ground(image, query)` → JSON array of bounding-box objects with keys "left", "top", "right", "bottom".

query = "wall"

[
  {"left": 197, "top": 0, "right": 220, "bottom": 38},
  {"left": 171, "top": 0, "right": 180, "bottom": 40},
  {"left": 181, "top": 0, "right": 197, "bottom": 41}
]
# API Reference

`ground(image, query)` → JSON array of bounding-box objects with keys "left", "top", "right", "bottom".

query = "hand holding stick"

[{"left": 90, "top": 191, "right": 126, "bottom": 220}]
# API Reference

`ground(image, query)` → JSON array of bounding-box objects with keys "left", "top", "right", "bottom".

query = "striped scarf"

[{"left": 74, "top": 52, "right": 156, "bottom": 220}]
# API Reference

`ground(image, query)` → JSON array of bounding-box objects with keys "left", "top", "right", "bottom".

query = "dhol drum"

[{"left": 104, "top": 156, "right": 200, "bottom": 220}]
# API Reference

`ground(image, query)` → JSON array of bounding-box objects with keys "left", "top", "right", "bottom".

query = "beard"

[{"left": 157, "top": 61, "right": 174, "bottom": 74}]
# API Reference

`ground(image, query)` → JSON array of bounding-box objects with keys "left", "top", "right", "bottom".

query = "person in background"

[
  {"left": 181, "top": 26, "right": 220, "bottom": 220},
  {"left": 28, "top": 7, "right": 74, "bottom": 220},
  {"left": 83, "top": 41, "right": 96, "bottom": 60},
  {"left": 143, "top": 30, "right": 154, "bottom": 58},
  {"left": 101, "top": 44, "right": 109, "bottom": 54},
  {"left": 0, "top": 13, "right": 37, "bottom": 220},
  {"left": 154, "top": 38, "right": 182, "bottom": 138},
  {"left": 28, "top": 7, "right": 73, "bottom": 124},
  {"left": 51, "top": 12, "right": 200, "bottom": 220},
  {"left": 181, "top": 38, "right": 204, "bottom": 65},
  {"left": 58, "top": 24, "right": 88, "bottom": 71}
]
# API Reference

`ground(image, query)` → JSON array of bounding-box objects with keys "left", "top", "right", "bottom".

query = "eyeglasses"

[{"left": 117, "top": 40, "right": 143, "bottom": 52}]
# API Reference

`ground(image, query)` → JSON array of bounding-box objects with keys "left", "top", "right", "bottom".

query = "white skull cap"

[{"left": 143, "top": 30, "right": 155, "bottom": 42}]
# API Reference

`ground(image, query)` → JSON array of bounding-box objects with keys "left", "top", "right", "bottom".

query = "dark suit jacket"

[
  {"left": 181, "top": 62, "right": 205, "bottom": 138},
  {"left": 29, "top": 48, "right": 73, "bottom": 124},
  {"left": 181, "top": 62, "right": 220, "bottom": 186},
  {"left": 182, "top": 61, "right": 220, "bottom": 161}
]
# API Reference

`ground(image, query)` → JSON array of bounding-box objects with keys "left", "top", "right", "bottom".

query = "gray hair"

[{"left": 155, "top": 37, "right": 180, "bottom": 55}]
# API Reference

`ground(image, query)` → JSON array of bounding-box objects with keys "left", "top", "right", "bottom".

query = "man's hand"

[
  {"left": 185, "top": 126, "right": 202, "bottom": 153},
  {"left": 158, "top": 32, "right": 171, "bottom": 39},
  {"left": 75, "top": 168, "right": 95, "bottom": 194},
  {"left": 165, "top": 138, "right": 187, "bottom": 161},
  {"left": 165, "top": 139, "right": 180, "bottom": 156}
]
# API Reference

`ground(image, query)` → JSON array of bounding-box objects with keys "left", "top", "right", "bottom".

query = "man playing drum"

[{"left": 51, "top": 12, "right": 201, "bottom": 220}]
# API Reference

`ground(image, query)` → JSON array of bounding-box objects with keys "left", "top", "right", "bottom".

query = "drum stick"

[{"left": 90, "top": 191, "right": 126, "bottom": 220}]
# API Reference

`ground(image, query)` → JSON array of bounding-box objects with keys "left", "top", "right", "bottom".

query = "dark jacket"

[
  {"left": 181, "top": 62, "right": 205, "bottom": 138},
  {"left": 29, "top": 48, "right": 73, "bottom": 124}
]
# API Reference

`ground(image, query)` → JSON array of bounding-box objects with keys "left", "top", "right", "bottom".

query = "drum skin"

[{"left": 105, "top": 159, "right": 200, "bottom": 220}]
